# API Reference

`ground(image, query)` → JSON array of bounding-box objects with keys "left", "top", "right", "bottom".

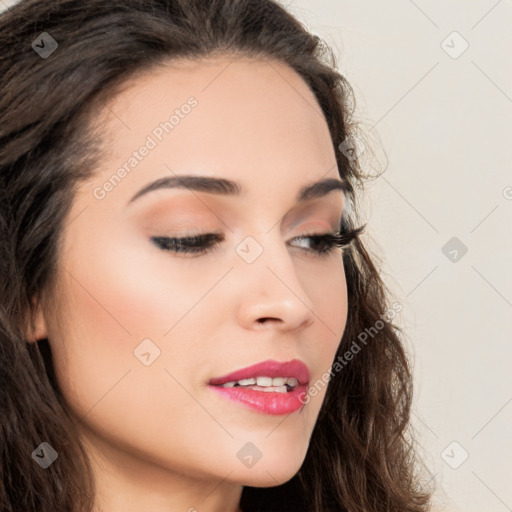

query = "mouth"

[
  {"left": 207, "top": 359, "right": 310, "bottom": 415},
  {"left": 208, "top": 358, "right": 310, "bottom": 390}
]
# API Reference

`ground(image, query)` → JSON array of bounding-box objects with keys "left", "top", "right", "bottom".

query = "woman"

[{"left": 0, "top": 0, "right": 433, "bottom": 510}]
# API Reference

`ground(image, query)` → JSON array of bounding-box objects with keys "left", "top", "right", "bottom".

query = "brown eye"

[{"left": 289, "top": 224, "right": 364, "bottom": 256}]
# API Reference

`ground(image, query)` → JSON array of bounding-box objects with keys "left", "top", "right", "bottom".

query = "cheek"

[
  {"left": 306, "top": 256, "right": 348, "bottom": 340},
  {"left": 45, "top": 247, "right": 223, "bottom": 473},
  {"left": 299, "top": 258, "right": 348, "bottom": 410},
  {"left": 47, "top": 227, "right": 228, "bottom": 413},
  {"left": 59, "top": 222, "right": 223, "bottom": 342}
]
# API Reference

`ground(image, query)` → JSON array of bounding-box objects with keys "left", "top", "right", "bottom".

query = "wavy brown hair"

[{"left": 0, "top": 0, "right": 433, "bottom": 510}]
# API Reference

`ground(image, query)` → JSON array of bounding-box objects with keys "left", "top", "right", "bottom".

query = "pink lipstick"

[{"left": 208, "top": 359, "right": 310, "bottom": 415}]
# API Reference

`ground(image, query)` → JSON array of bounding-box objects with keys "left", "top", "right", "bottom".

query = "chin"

[
  {"left": 240, "top": 468, "right": 299, "bottom": 488},
  {"left": 234, "top": 451, "right": 307, "bottom": 488}
]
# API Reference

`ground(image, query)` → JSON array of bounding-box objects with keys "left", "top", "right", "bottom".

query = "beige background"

[{"left": 2, "top": 0, "right": 511, "bottom": 510}]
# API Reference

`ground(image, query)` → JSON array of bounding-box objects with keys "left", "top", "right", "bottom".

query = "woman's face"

[{"left": 34, "top": 56, "right": 348, "bottom": 507}]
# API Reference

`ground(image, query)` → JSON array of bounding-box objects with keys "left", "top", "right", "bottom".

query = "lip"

[
  {"left": 207, "top": 359, "right": 310, "bottom": 416},
  {"left": 208, "top": 359, "right": 310, "bottom": 386},
  {"left": 208, "top": 384, "right": 309, "bottom": 415}
]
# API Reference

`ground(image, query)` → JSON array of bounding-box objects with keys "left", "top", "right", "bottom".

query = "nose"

[{"left": 233, "top": 233, "right": 317, "bottom": 333}]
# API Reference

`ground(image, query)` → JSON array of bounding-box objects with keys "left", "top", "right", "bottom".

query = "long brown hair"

[{"left": 0, "top": 1, "right": 433, "bottom": 510}]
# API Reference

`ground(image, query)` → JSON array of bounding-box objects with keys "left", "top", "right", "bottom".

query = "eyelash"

[{"left": 150, "top": 225, "right": 364, "bottom": 258}]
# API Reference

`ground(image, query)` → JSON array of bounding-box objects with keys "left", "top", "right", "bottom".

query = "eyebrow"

[{"left": 128, "top": 174, "right": 347, "bottom": 205}]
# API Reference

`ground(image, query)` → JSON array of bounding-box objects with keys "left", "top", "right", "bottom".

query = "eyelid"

[
  {"left": 292, "top": 220, "right": 340, "bottom": 235},
  {"left": 137, "top": 197, "right": 342, "bottom": 231},
  {"left": 281, "top": 200, "right": 343, "bottom": 232}
]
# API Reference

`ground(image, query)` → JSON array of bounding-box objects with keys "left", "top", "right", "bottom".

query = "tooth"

[
  {"left": 256, "top": 376, "right": 273, "bottom": 387},
  {"left": 219, "top": 377, "right": 298, "bottom": 389},
  {"left": 238, "top": 378, "right": 256, "bottom": 386},
  {"left": 260, "top": 386, "right": 288, "bottom": 393}
]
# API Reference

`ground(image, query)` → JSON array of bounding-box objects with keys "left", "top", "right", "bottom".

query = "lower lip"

[{"left": 208, "top": 384, "right": 309, "bottom": 415}]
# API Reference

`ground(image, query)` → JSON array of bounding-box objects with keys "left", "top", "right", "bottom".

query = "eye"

[
  {"left": 289, "top": 227, "right": 363, "bottom": 257},
  {"left": 150, "top": 226, "right": 364, "bottom": 258},
  {"left": 151, "top": 233, "right": 223, "bottom": 257}
]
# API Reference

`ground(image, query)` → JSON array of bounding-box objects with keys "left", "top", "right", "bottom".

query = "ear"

[{"left": 25, "top": 297, "right": 48, "bottom": 343}]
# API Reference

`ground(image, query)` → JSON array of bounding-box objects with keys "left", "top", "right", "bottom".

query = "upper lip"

[{"left": 208, "top": 359, "right": 310, "bottom": 386}]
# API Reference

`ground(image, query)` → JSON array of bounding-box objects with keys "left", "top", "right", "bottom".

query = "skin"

[{"left": 28, "top": 55, "right": 349, "bottom": 512}]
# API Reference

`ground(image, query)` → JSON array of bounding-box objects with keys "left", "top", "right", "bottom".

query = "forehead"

[{"left": 85, "top": 55, "right": 339, "bottom": 208}]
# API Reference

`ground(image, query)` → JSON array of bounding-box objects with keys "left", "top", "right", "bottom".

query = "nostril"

[{"left": 257, "top": 317, "right": 280, "bottom": 324}]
